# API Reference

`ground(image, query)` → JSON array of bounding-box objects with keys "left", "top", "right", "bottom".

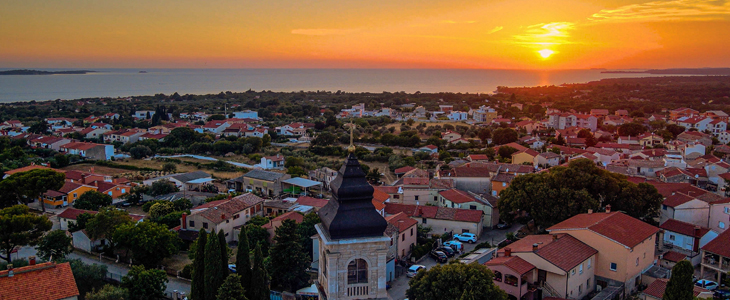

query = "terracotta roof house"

[
  {"left": 659, "top": 219, "right": 718, "bottom": 253},
  {"left": 182, "top": 193, "right": 265, "bottom": 242},
  {"left": 385, "top": 212, "right": 418, "bottom": 259},
  {"left": 0, "top": 261, "right": 79, "bottom": 300},
  {"left": 262, "top": 211, "right": 304, "bottom": 242},
  {"left": 485, "top": 253, "right": 537, "bottom": 300},
  {"left": 641, "top": 278, "right": 711, "bottom": 300},
  {"left": 384, "top": 203, "right": 484, "bottom": 236},
  {"left": 438, "top": 188, "right": 500, "bottom": 228},
  {"left": 547, "top": 209, "right": 659, "bottom": 294},
  {"left": 57, "top": 207, "right": 98, "bottom": 231},
  {"left": 699, "top": 227, "right": 730, "bottom": 283}
]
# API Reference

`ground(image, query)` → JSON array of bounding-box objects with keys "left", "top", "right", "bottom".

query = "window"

[
  {"left": 579, "top": 284, "right": 583, "bottom": 293},
  {"left": 410, "top": 228, "right": 414, "bottom": 236},
  {"left": 121, "top": 188, "right": 126, "bottom": 193},
  {"left": 720, "top": 221, "right": 726, "bottom": 229},
  {"left": 347, "top": 259, "right": 368, "bottom": 284},
  {"left": 108, "top": 191, "right": 113, "bottom": 196},
  {"left": 402, "top": 234, "right": 405, "bottom": 241},
  {"left": 414, "top": 196, "right": 419, "bottom": 201},
  {"left": 189, "top": 221, "right": 195, "bottom": 228},
  {"left": 725, "top": 207, "right": 730, "bottom": 214},
  {"left": 587, "top": 278, "right": 591, "bottom": 289},
  {"left": 669, "top": 235, "right": 675, "bottom": 241},
  {"left": 504, "top": 274, "right": 518, "bottom": 287},
  {"left": 610, "top": 263, "right": 617, "bottom": 271},
  {"left": 470, "top": 205, "right": 477, "bottom": 210},
  {"left": 636, "top": 258, "right": 640, "bottom": 266},
  {"left": 394, "top": 195, "right": 399, "bottom": 199},
  {"left": 203, "top": 222, "right": 208, "bottom": 229},
  {"left": 588, "top": 258, "right": 591, "bottom": 269},
  {"left": 233, "top": 214, "right": 240, "bottom": 220},
  {"left": 579, "top": 264, "right": 583, "bottom": 275},
  {"left": 73, "top": 193, "right": 77, "bottom": 198},
  {"left": 226, "top": 220, "right": 230, "bottom": 223},
  {"left": 502, "top": 182, "right": 506, "bottom": 187},
  {"left": 662, "top": 205, "right": 667, "bottom": 210},
  {"left": 422, "top": 218, "right": 427, "bottom": 224},
  {"left": 571, "top": 269, "right": 576, "bottom": 275},
  {"left": 494, "top": 271, "right": 502, "bottom": 282}
]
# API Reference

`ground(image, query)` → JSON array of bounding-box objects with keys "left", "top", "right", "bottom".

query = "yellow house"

[
  {"left": 547, "top": 208, "right": 659, "bottom": 295},
  {"left": 511, "top": 149, "right": 539, "bottom": 165},
  {"left": 639, "top": 133, "right": 664, "bottom": 147},
  {"left": 41, "top": 182, "right": 97, "bottom": 208}
]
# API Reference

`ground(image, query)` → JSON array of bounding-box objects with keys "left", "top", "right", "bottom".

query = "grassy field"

[
  {"left": 361, "top": 161, "right": 396, "bottom": 185},
  {"left": 62, "top": 164, "right": 132, "bottom": 176}
]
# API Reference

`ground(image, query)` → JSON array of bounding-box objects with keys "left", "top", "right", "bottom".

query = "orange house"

[
  {"left": 91, "top": 181, "right": 131, "bottom": 199},
  {"left": 42, "top": 182, "right": 97, "bottom": 208}
]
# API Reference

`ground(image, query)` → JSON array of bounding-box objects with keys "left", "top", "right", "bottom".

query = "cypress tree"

[
  {"left": 218, "top": 230, "right": 229, "bottom": 272},
  {"left": 250, "top": 244, "right": 269, "bottom": 300},
  {"left": 236, "top": 227, "right": 252, "bottom": 299},
  {"left": 217, "top": 274, "right": 248, "bottom": 300},
  {"left": 663, "top": 260, "right": 694, "bottom": 300},
  {"left": 191, "top": 229, "right": 207, "bottom": 300},
  {"left": 205, "top": 229, "right": 226, "bottom": 300}
]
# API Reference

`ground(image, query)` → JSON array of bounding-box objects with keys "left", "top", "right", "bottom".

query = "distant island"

[
  {"left": 602, "top": 68, "right": 730, "bottom": 75},
  {"left": 0, "top": 69, "right": 96, "bottom": 75}
]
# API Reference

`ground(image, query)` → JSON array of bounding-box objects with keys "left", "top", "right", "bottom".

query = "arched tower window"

[{"left": 347, "top": 259, "right": 368, "bottom": 284}]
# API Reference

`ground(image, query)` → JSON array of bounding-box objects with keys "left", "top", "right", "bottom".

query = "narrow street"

[{"left": 387, "top": 224, "right": 522, "bottom": 300}]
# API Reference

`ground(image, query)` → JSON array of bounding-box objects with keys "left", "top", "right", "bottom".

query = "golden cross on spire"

[{"left": 345, "top": 121, "right": 356, "bottom": 153}]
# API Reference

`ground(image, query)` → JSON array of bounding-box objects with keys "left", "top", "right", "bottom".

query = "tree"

[
  {"left": 497, "top": 146, "right": 518, "bottom": 159},
  {"left": 121, "top": 265, "right": 168, "bottom": 300},
  {"left": 498, "top": 158, "right": 663, "bottom": 227},
  {"left": 73, "top": 191, "right": 113, "bottom": 211},
  {"left": 286, "top": 166, "right": 307, "bottom": 177},
  {"left": 173, "top": 198, "right": 193, "bottom": 211},
  {"left": 617, "top": 122, "right": 647, "bottom": 137},
  {"left": 246, "top": 224, "right": 270, "bottom": 254},
  {"left": 268, "top": 219, "right": 310, "bottom": 292},
  {"left": 577, "top": 129, "right": 597, "bottom": 147},
  {"left": 407, "top": 262, "right": 507, "bottom": 300},
  {"left": 0, "top": 169, "right": 65, "bottom": 212},
  {"left": 218, "top": 230, "right": 229, "bottom": 273},
  {"left": 491, "top": 128, "right": 518, "bottom": 145},
  {"left": 28, "top": 120, "right": 50, "bottom": 134},
  {"left": 69, "top": 212, "right": 94, "bottom": 232},
  {"left": 205, "top": 228, "right": 227, "bottom": 300},
  {"left": 191, "top": 229, "right": 208, "bottom": 300},
  {"left": 148, "top": 201, "right": 175, "bottom": 220},
  {"left": 666, "top": 124, "right": 686, "bottom": 138},
  {"left": 85, "top": 284, "right": 129, "bottom": 300},
  {"left": 149, "top": 179, "right": 179, "bottom": 196},
  {"left": 297, "top": 213, "right": 321, "bottom": 258},
  {"left": 0, "top": 205, "right": 52, "bottom": 263},
  {"left": 113, "top": 221, "right": 180, "bottom": 269},
  {"left": 250, "top": 244, "right": 269, "bottom": 300},
  {"left": 86, "top": 208, "right": 133, "bottom": 241},
  {"left": 37, "top": 230, "right": 73, "bottom": 261},
  {"left": 236, "top": 228, "right": 252, "bottom": 299},
  {"left": 129, "top": 145, "right": 153, "bottom": 159},
  {"left": 217, "top": 274, "right": 248, "bottom": 300},
  {"left": 663, "top": 260, "right": 694, "bottom": 300},
  {"left": 366, "top": 168, "right": 382, "bottom": 184},
  {"left": 64, "top": 258, "right": 108, "bottom": 298},
  {"left": 162, "top": 162, "right": 177, "bottom": 173},
  {"left": 478, "top": 128, "right": 492, "bottom": 144}
]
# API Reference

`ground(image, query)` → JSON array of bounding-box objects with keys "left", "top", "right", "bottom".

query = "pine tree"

[
  {"left": 218, "top": 230, "right": 229, "bottom": 272},
  {"left": 191, "top": 229, "right": 207, "bottom": 300},
  {"left": 268, "top": 219, "right": 310, "bottom": 292},
  {"left": 205, "top": 229, "right": 226, "bottom": 300},
  {"left": 250, "top": 244, "right": 269, "bottom": 300},
  {"left": 236, "top": 227, "right": 252, "bottom": 299},
  {"left": 217, "top": 274, "right": 248, "bottom": 300},
  {"left": 663, "top": 260, "right": 694, "bottom": 300}
]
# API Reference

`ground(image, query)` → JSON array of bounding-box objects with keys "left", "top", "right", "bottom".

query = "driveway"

[{"left": 387, "top": 224, "right": 522, "bottom": 300}]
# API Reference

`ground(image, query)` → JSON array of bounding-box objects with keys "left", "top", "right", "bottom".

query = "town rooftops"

[
  {"left": 295, "top": 196, "right": 329, "bottom": 208},
  {"left": 243, "top": 169, "right": 287, "bottom": 181},
  {"left": 659, "top": 219, "right": 710, "bottom": 238},
  {"left": 262, "top": 211, "right": 304, "bottom": 229},
  {"left": 547, "top": 211, "right": 659, "bottom": 249},
  {"left": 57, "top": 207, "right": 98, "bottom": 220},
  {"left": 394, "top": 166, "right": 416, "bottom": 174},
  {"left": 385, "top": 212, "right": 418, "bottom": 232},
  {"left": 384, "top": 203, "right": 483, "bottom": 223},
  {"left": 172, "top": 171, "right": 211, "bottom": 183},
  {"left": 0, "top": 262, "right": 79, "bottom": 300},
  {"left": 191, "top": 193, "right": 264, "bottom": 224},
  {"left": 661, "top": 251, "right": 687, "bottom": 263},
  {"left": 497, "top": 234, "right": 597, "bottom": 272},
  {"left": 642, "top": 278, "right": 709, "bottom": 299},
  {"left": 485, "top": 255, "right": 535, "bottom": 275},
  {"left": 439, "top": 189, "right": 480, "bottom": 204},
  {"left": 701, "top": 226, "right": 730, "bottom": 257}
]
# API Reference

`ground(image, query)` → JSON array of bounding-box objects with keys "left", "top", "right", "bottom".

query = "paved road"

[{"left": 387, "top": 224, "right": 522, "bottom": 300}]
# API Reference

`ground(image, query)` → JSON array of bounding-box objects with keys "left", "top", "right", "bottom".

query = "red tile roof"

[
  {"left": 661, "top": 251, "right": 687, "bottom": 263},
  {"left": 373, "top": 186, "right": 400, "bottom": 194},
  {"left": 663, "top": 193, "right": 695, "bottom": 208},
  {"left": 660, "top": 219, "right": 710, "bottom": 238},
  {"left": 439, "top": 167, "right": 491, "bottom": 178},
  {"left": 191, "top": 193, "right": 264, "bottom": 224},
  {"left": 701, "top": 227, "right": 730, "bottom": 257},
  {"left": 647, "top": 182, "right": 693, "bottom": 198},
  {"left": 548, "top": 212, "right": 659, "bottom": 249},
  {"left": 58, "top": 182, "right": 92, "bottom": 194},
  {"left": 642, "top": 278, "right": 708, "bottom": 299},
  {"left": 439, "top": 189, "right": 479, "bottom": 204},
  {"left": 496, "top": 234, "right": 596, "bottom": 271},
  {"left": 384, "top": 203, "right": 483, "bottom": 223},
  {"left": 394, "top": 166, "right": 416, "bottom": 174},
  {"left": 57, "top": 207, "right": 98, "bottom": 220},
  {"left": 0, "top": 262, "right": 79, "bottom": 300},
  {"left": 468, "top": 154, "right": 490, "bottom": 161},
  {"left": 295, "top": 196, "right": 328, "bottom": 208},
  {"left": 262, "top": 211, "right": 304, "bottom": 229},
  {"left": 385, "top": 212, "right": 418, "bottom": 232},
  {"left": 486, "top": 255, "right": 535, "bottom": 275}
]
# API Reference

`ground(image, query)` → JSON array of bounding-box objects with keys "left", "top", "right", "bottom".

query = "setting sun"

[{"left": 538, "top": 49, "right": 555, "bottom": 59}]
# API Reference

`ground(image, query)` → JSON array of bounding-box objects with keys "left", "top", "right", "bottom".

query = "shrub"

[{"left": 180, "top": 264, "right": 193, "bottom": 279}]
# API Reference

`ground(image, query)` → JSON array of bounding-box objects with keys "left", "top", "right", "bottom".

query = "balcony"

[
  {"left": 702, "top": 253, "right": 730, "bottom": 271},
  {"left": 346, "top": 284, "right": 369, "bottom": 297}
]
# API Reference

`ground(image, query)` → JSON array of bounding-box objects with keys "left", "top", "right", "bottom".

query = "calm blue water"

[{"left": 0, "top": 68, "right": 665, "bottom": 102}]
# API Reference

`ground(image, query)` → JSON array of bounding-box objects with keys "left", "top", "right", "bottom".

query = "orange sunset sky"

[{"left": 1, "top": 0, "right": 729, "bottom": 69}]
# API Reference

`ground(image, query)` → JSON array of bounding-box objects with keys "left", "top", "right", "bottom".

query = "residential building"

[
  {"left": 180, "top": 193, "right": 265, "bottom": 242},
  {"left": 226, "top": 169, "right": 291, "bottom": 197},
  {"left": 202, "top": 120, "right": 230, "bottom": 134},
  {"left": 438, "top": 189, "right": 500, "bottom": 228},
  {"left": 232, "top": 110, "right": 259, "bottom": 119},
  {"left": 472, "top": 106, "right": 498, "bottom": 123},
  {"left": 669, "top": 108, "right": 699, "bottom": 121},
  {"left": 491, "top": 172, "right": 515, "bottom": 197},
  {"left": 547, "top": 209, "right": 660, "bottom": 294},
  {"left": 42, "top": 182, "right": 97, "bottom": 208},
  {"left": 640, "top": 278, "right": 712, "bottom": 300},
  {"left": 660, "top": 185, "right": 725, "bottom": 227},
  {"left": 486, "top": 253, "right": 538, "bottom": 300},
  {"left": 58, "top": 207, "right": 97, "bottom": 231},
  {"left": 262, "top": 211, "right": 304, "bottom": 242},
  {"left": 133, "top": 110, "right": 155, "bottom": 119},
  {"left": 511, "top": 149, "right": 539, "bottom": 165},
  {"left": 708, "top": 199, "right": 730, "bottom": 233},
  {"left": 699, "top": 228, "right": 730, "bottom": 283},
  {"left": 547, "top": 113, "right": 597, "bottom": 131},
  {"left": 534, "top": 152, "right": 561, "bottom": 168},
  {"left": 259, "top": 154, "right": 285, "bottom": 170},
  {"left": 659, "top": 219, "right": 718, "bottom": 254},
  {"left": 103, "top": 129, "right": 145, "bottom": 144},
  {"left": 414, "top": 145, "right": 438, "bottom": 155},
  {"left": 59, "top": 142, "right": 114, "bottom": 160},
  {"left": 0, "top": 261, "right": 80, "bottom": 300},
  {"left": 385, "top": 212, "right": 418, "bottom": 259},
  {"left": 384, "top": 203, "right": 484, "bottom": 236},
  {"left": 143, "top": 171, "right": 213, "bottom": 191},
  {"left": 441, "top": 131, "right": 462, "bottom": 142}
]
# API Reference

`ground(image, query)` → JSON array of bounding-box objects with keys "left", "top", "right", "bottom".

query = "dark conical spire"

[{"left": 318, "top": 153, "right": 387, "bottom": 239}]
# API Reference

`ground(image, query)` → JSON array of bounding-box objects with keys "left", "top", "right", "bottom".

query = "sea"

[{"left": 0, "top": 68, "right": 671, "bottom": 103}]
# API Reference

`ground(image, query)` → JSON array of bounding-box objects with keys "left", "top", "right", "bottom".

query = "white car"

[
  {"left": 453, "top": 233, "right": 477, "bottom": 243},
  {"left": 407, "top": 265, "right": 426, "bottom": 278},
  {"left": 695, "top": 279, "right": 719, "bottom": 291},
  {"left": 443, "top": 241, "right": 463, "bottom": 252}
]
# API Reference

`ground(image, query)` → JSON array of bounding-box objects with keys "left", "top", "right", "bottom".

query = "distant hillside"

[
  {"left": 602, "top": 68, "right": 730, "bottom": 75},
  {"left": 0, "top": 69, "right": 96, "bottom": 75}
]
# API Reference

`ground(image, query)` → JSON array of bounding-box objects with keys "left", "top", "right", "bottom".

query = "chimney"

[
  {"left": 552, "top": 234, "right": 559, "bottom": 241},
  {"left": 181, "top": 213, "right": 187, "bottom": 230},
  {"left": 29, "top": 256, "right": 36, "bottom": 265},
  {"left": 694, "top": 226, "right": 701, "bottom": 237},
  {"left": 532, "top": 243, "right": 539, "bottom": 252},
  {"left": 221, "top": 214, "right": 225, "bottom": 220},
  {"left": 587, "top": 209, "right": 593, "bottom": 214},
  {"left": 7, "top": 264, "right": 13, "bottom": 277},
  {"left": 504, "top": 247, "right": 512, "bottom": 257},
  {"left": 606, "top": 204, "right": 612, "bottom": 213}
]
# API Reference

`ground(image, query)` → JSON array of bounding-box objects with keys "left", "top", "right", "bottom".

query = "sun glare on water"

[{"left": 538, "top": 49, "right": 555, "bottom": 59}]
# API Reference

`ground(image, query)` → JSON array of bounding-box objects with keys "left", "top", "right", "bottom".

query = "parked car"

[
  {"left": 714, "top": 288, "right": 730, "bottom": 300},
  {"left": 695, "top": 279, "right": 719, "bottom": 291},
  {"left": 437, "top": 246, "right": 455, "bottom": 257},
  {"left": 496, "top": 221, "right": 510, "bottom": 229},
  {"left": 453, "top": 233, "right": 477, "bottom": 243},
  {"left": 430, "top": 250, "right": 448, "bottom": 263},
  {"left": 443, "top": 240, "right": 463, "bottom": 252},
  {"left": 228, "top": 264, "right": 236, "bottom": 273},
  {"left": 406, "top": 265, "right": 426, "bottom": 278}
]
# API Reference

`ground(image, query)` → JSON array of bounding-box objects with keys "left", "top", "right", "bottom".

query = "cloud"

[
  {"left": 512, "top": 22, "right": 575, "bottom": 46},
  {"left": 589, "top": 0, "right": 730, "bottom": 22},
  {"left": 291, "top": 28, "right": 359, "bottom": 36},
  {"left": 488, "top": 26, "right": 504, "bottom": 34}
]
